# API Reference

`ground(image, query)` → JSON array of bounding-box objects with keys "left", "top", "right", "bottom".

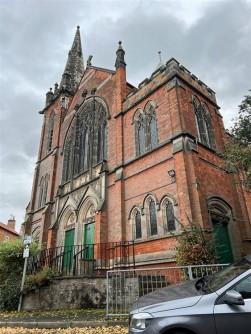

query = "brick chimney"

[{"left": 7, "top": 217, "right": 16, "bottom": 230}]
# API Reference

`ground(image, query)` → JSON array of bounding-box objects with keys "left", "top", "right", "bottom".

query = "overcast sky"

[{"left": 0, "top": 0, "right": 250, "bottom": 233}]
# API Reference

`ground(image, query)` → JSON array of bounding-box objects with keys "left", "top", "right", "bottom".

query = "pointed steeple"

[
  {"left": 115, "top": 41, "right": 126, "bottom": 69},
  {"left": 60, "top": 26, "right": 84, "bottom": 92}
]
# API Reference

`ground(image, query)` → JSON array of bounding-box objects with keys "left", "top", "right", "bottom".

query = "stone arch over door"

[
  {"left": 57, "top": 205, "right": 76, "bottom": 247},
  {"left": 207, "top": 196, "right": 237, "bottom": 263},
  {"left": 78, "top": 196, "right": 98, "bottom": 253}
]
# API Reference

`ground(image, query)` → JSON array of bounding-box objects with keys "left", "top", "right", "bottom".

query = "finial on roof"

[
  {"left": 155, "top": 51, "right": 164, "bottom": 71},
  {"left": 117, "top": 41, "right": 123, "bottom": 51},
  {"left": 115, "top": 41, "right": 126, "bottom": 69},
  {"left": 87, "top": 55, "right": 93, "bottom": 67},
  {"left": 77, "top": 25, "right": 80, "bottom": 29}
]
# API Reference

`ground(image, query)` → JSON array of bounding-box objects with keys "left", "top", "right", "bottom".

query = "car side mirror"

[{"left": 224, "top": 290, "right": 245, "bottom": 306}]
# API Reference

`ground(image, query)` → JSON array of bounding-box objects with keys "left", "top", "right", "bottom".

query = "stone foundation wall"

[{"left": 22, "top": 277, "right": 106, "bottom": 311}]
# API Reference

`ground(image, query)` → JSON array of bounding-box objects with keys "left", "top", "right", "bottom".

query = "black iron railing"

[{"left": 27, "top": 241, "right": 135, "bottom": 277}]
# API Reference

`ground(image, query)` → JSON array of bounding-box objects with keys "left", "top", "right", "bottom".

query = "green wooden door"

[
  {"left": 212, "top": 220, "right": 234, "bottom": 264},
  {"left": 63, "top": 229, "right": 75, "bottom": 271},
  {"left": 84, "top": 223, "right": 94, "bottom": 260}
]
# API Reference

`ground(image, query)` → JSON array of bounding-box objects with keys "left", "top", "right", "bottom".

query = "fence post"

[
  {"left": 188, "top": 266, "right": 193, "bottom": 280},
  {"left": 106, "top": 270, "right": 110, "bottom": 317}
]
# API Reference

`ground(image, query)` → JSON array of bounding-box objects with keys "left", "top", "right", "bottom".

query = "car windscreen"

[{"left": 202, "top": 258, "right": 251, "bottom": 293}]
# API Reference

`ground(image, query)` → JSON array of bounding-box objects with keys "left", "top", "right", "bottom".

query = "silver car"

[{"left": 128, "top": 254, "right": 251, "bottom": 334}]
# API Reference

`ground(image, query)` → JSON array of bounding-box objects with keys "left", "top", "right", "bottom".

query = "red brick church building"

[{"left": 23, "top": 27, "right": 251, "bottom": 267}]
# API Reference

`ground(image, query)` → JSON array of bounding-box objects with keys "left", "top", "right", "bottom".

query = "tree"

[{"left": 224, "top": 90, "right": 251, "bottom": 190}]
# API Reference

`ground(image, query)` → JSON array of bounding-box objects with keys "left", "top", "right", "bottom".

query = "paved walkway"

[{"left": 0, "top": 311, "right": 128, "bottom": 329}]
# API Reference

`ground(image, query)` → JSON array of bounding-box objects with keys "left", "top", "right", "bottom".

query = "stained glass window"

[
  {"left": 166, "top": 202, "right": 175, "bottom": 231},
  {"left": 62, "top": 99, "right": 108, "bottom": 183},
  {"left": 135, "top": 211, "right": 142, "bottom": 239},
  {"left": 149, "top": 199, "right": 158, "bottom": 236}
]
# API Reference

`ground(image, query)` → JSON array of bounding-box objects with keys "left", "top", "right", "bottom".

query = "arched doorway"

[
  {"left": 208, "top": 198, "right": 234, "bottom": 263},
  {"left": 63, "top": 212, "right": 76, "bottom": 270},
  {"left": 83, "top": 203, "right": 95, "bottom": 260}
]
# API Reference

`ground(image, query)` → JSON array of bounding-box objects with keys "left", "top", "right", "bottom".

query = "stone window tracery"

[
  {"left": 192, "top": 96, "right": 215, "bottom": 149},
  {"left": 134, "top": 101, "right": 159, "bottom": 156},
  {"left": 62, "top": 98, "right": 108, "bottom": 183}
]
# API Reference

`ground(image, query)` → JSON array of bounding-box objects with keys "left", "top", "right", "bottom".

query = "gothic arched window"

[
  {"left": 62, "top": 98, "right": 108, "bottom": 183},
  {"left": 47, "top": 111, "right": 55, "bottom": 152},
  {"left": 43, "top": 174, "right": 49, "bottom": 206},
  {"left": 38, "top": 177, "right": 44, "bottom": 208},
  {"left": 38, "top": 174, "right": 49, "bottom": 208},
  {"left": 202, "top": 103, "right": 216, "bottom": 149},
  {"left": 135, "top": 210, "right": 142, "bottom": 239},
  {"left": 192, "top": 96, "right": 215, "bottom": 149},
  {"left": 149, "top": 199, "right": 158, "bottom": 236},
  {"left": 165, "top": 201, "right": 175, "bottom": 232},
  {"left": 134, "top": 101, "right": 159, "bottom": 157}
]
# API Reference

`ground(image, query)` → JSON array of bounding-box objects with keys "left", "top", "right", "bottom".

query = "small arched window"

[
  {"left": 43, "top": 174, "right": 49, "bottom": 205},
  {"left": 38, "top": 177, "right": 44, "bottom": 208},
  {"left": 135, "top": 211, "right": 142, "bottom": 239},
  {"left": 47, "top": 111, "right": 55, "bottom": 152},
  {"left": 165, "top": 201, "right": 175, "bottom": 232},
  {"left": 149, "top": 199, "right": 158, "bottom": 236},
  {"left": 38, "top": 174, "right": 49, "bottom": 208}
]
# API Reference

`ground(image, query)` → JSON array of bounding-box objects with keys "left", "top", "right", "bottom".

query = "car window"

[
  {"left": 235, "top": 275, "right": 251, "bottom": 299},
  {"left": 204, "top": 258, "right": 251, "bottom": 293}
]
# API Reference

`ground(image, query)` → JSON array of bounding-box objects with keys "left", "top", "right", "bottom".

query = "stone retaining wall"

[{"left": 22, "top": 277, "right": 106, "bottom": 311}]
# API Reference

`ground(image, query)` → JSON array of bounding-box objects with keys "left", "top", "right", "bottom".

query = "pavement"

[{"left": 0, "top": 311, "right": 128, "bottom": 329}]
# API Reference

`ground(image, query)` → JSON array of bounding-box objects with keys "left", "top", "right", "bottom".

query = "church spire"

[{"left": 60, "top": 26, "right": 84, "bottom": 92}]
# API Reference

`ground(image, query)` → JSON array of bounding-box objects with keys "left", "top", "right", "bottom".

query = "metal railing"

[
  {"left": 106, "top": 264, "right": 228, "bottom": 316},
  {"left": 27, "top": 241, "right": 135, "bottom": 277}
]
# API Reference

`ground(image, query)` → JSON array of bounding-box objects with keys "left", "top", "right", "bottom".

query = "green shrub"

[
  {"left": 24, "top": 266, "right": 54, "bottom": 293},
  {"left": 0, "top": 239, "right": 39, "bottom": 311}
]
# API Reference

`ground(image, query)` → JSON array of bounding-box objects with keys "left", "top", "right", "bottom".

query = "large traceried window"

[
  {"left": 134, "top": 100, "right": 159, "bottom": 156},
  {"left": 62, "top": 97, "right": 108, "bottom": 183},
  {"left": 192, "top": 96, "right": 215, "bottom": 149}
]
